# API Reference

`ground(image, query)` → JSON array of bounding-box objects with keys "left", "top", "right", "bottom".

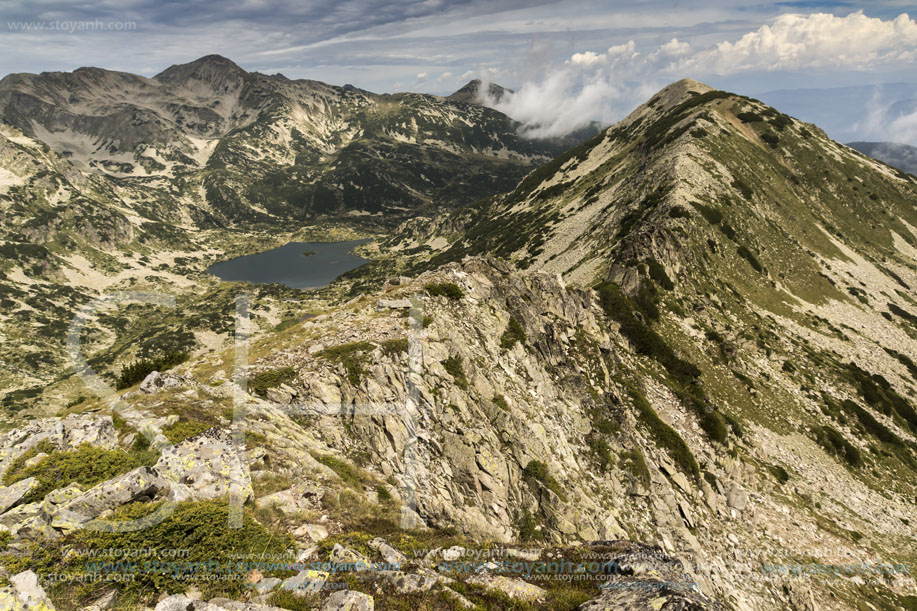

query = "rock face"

[
  {"left": 0, "top": 477, "right": 39, "bottom": 514},
  {"left": 320, "top": 591, "right": 374, "bottom": 611},
  {"left": 154, "top": 428, "right": 253, "bottom": 502},
  {"left": 55, "top": 466, "right": 170, "bottom": 528},
  {"left": 0, "top": 570, "right": 56, "bottom": 610},
  {"left": 139, "top": 371, "right": 188, "bottom": 394}
]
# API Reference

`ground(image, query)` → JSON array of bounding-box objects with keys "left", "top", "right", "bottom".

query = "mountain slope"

[
  {"left": 0, "top": 56, "right": 585, "bottom": 224},
  {"left": 848, "top": 141, "right": 917, "bottom": 175}
]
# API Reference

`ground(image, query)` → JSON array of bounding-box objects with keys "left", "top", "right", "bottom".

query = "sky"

[{"left": 1, "top": 1, "right": 916, "bottom": 143}]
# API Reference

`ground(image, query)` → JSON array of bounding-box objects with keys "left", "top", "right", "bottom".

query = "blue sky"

[{"left": 1, "top": 1, "right": 916, "bottom": 142}]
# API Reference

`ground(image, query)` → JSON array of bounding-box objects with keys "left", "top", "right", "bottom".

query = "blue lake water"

[{"left": 206, "top": 240, "right": 370, "bottom": 289}]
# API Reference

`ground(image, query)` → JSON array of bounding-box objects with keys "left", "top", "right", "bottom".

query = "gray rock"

[
  {"left": 9, "top": 570, "right": 55, "bottom": 609},
  {"left": 155, "top": 428, "right": 253, "bottom": 503},
  {"left": 293, "top": 523, "right": 329, "bottom": 542},
  {"left": 320, "top": 590, "right": 374, "bottom": 611},
  {"left": 56, "top": 466, "right": 169, "bottom": 528},
  {"left": 377, "top": 571, "right": 438, "bottom": 593},
  {"left": 140, "top": 371, "right": 187, "bottom": 394},
  {"left": 376, "top": 299, "right": 412, "bottom": 310},
  {"left": 726, "top": 485, "right": 748, "bottom": 511},
  {"left": 280, "top": 569, "right": 327, "bottom": 595},
  {"left": 0, "top": 477, "right": 39, "bottom": 514},
  {"left": 441, "top": 546, "right": 465, "bottom": 562},
  {"left": 330, "top": 543, "right": 370, "bottom": 570},
  {"left": 466, "top": 574, "right": 545, "bottom": 602},
  {"left": 369, "top": 537, "right": 407, "bottom": 565}
]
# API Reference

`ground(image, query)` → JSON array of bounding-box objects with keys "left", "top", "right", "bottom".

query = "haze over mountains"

[{"left": 0, "top": 58, "right": 915, "bottom": 611}]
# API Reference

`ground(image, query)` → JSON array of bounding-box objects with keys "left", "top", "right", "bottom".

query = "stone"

[
  {"left": 251, "top": 577, "right": 281, "bottom": 594},
  {"left": 377, "top": 571, "right": 438, "bottom": 593},
  {"left": 280, "top": 570, "right": 327, "bottom": 595},
  {"left": 726, "top": 485, "right": 748, "bottom": 511},
  {"left": 376, "top": 299, "right": 412, "bottom": 310},
  {"left": 10, "top": 570, "right": 55, "bottom": 609},
  {"left": 330, "top": 543, "right": 370, "bottom": 570},
  {"left": 44, "top": 483, "right": 84, "bottom": 505},
  {"left": 293, "top": 523, "right": 329, "bottom": 543},
  {"left": 320, "top": 590, "right": 374, "bottom": 611},
  {"left": 140, "top": 371, "right": 187, "bottom": 394},
  {"left": 0, "top": 477, "right": 39, "bottom": 514},
  {"left": 256, "top": 484, "right": 324, "bottom": 515},
  {"left": 441, "top": 546, "right": 465, "bottom": 562},
  {"left": 56, "top": 467, "right": 169, "bottom": 527},
  {"left": 154, "top": 428, "right": 253, "bottom": 503},
  {"left": 466, "top": 574, "right": 546, "bottom": 602},
  {"left": 369, "top": 537, "right": 407, "bottom": 565}
]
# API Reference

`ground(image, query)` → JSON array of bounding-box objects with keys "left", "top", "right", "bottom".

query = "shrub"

[
  {"left": 380, "top": 338, "right": 409, "bottom": 356},
  {"left": 768, "top": 464, "right": 790, "bottom": 483},
  {"left": 500, "top": 316, "right": 527, "bottom": 349},
  {"left": 760, "top": 132, "right": 780, "bottom": 147},
  {"left": 699, "top": 412, "right": 728, "bottom": 444},
  {"left": 629, "top": 388, "right": 700, "bottom": 480},
  {"left": 249, "top": 367, "right": 296, "bottom": 396},
  {"left": 732, "top": 178, "right": 753, "bottom": 200},
  {"left": 587, "top": 437, "right": 614, "bottom": 471},
  {"left": 668, "top": 206, "right": 691, "bottom": 219},
  {"left": 737, "top": 245, "right": 763, "bottom": 272},
  {"left": 718, "top": 222, "right": 737, "bottom": 241},
  {"left": 3, "top": 444, "right": 151, "bottom": 504},
  {"left": 522, "top": 460, "right": 565, "bottom": 499},
  {"left": 492, "top": 394, "right": 510, "bottom": 411},
  {"left": 516, "top": 508, "right": 543, "bottom": 542},
  {"left": 441, "top": 356, "right": 469, "bottom": 389},
  {"left": 737, "top": 111, "right": 762, "bottom": 123},
  {"left": 315, "top": 454, "right": 367, "bottom": 488},
  {"left": 622, "top": 448, "right": 651, "bottom": 488},
  {"left": 723, "top": 412, "right": 744, "bottom": 438},
  {"left": 115, "top": 350, "right": 189, "bottom": 390},
  {"left": 646, "top": 259, "right": 674, "bottom": 291},
  {"left": 424, "top": 282, "right": 463, "bottom": 300},
  {"left": 162, "top": 420, "right": 213, "bottom": 445},
  {"left": 813, "top": 425, "right": 862, "bottom": 468},
  {"left": 317, "top": 342, "right": 375, "bottom": 386},
  {"left": 692, "top": 203, "right": 723, "bottom": 225}
]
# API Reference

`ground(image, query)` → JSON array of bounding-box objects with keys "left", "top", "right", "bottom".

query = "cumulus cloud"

[
  {"left": 482, "top": 12, "right": 917, "bottom": 138},
  {"left": 684, "top": 11, "right": 917, "bottom": 74},
  {"left": 854, "top": 92, "right": 917, "bottom": 145}
]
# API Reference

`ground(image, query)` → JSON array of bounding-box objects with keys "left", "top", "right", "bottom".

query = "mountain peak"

[
  {"left": 153, "top": 54, "right": 247, "bottom": 85},
  {"left": 647, "top": 78, "right": 715, "bottom": 110},
  {"left": 447, "top": 79, "right": 513, "bottom": 104}
]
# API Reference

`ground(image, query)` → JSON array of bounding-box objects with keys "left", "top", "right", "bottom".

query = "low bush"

[
  {"left": 737, "top": 111, "right": 762, "bottom": 123},
  {"left": 424, "top": 282, "right": 464, "bottom": 300},
  {"left": 629, "top": 387, "right": 700, "bottom": 480},
  {"left": 768, "top": 464, "right": 790, "bottom": 483},
  {"left": 441, "top": 356, "right": 469, "bottom": 389},
  {"left": 248, "top": 367, "right": 296, "bottom": 396},
  {"left": 646, "top": 259, "right": 675, "bottom": 291},
  {"left": 3, "top": 443, "right": 151, "bottom": 505},
  {"left": 500, "top": 316, "right": 527, "bottom": 349},
  {"left": 813, "top": 425, "right": 862, "bottom": 468},
  {"left": 115, "top": 350, "right": 188, "bottom": 390},
  {"left": 522, "top": 460, "right": 565, "bottom": 499},
  {"left": 317, "top": 342, "right": 375, "bottom": 386},
  {"left": 668, "top": 206, "right": 691, "bottom": 219},
  {"left": 737, "top": 245, "right": 764, "bottom": 272}
]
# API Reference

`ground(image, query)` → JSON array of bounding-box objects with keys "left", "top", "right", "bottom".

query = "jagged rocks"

[
  {"left": 255, "top": 483, "right": 324, "bottom": 515},
  {"left": 376, "top": 298, "right": 412, "bottom": 310},
  {"left": 155, "top": 596, "right": 287, "bottom": 610},
  {"left": 377, "top": 571, "right": 438, "bottom": 593},
  {"left": 0, "top": 415, "right": 119, "bottom": 476},
  {"left": 320, "top": 590, "right": 374, "bottom": 611},
  {"left": 369, "top": 537, "right": 407, "bottom": 564},
  {"left": 725, "top": 485, "right": 748, "bottom": 512},
  {"left": 154, "top": 428, "right": 253, "bottom": 502},
  {"left": 280, "top": 569, "right": 328, "bottom": 595}
]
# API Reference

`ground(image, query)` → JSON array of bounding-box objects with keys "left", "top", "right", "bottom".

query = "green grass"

[{"left": 162, "top": 420, "right": 213, "bottom": 445}]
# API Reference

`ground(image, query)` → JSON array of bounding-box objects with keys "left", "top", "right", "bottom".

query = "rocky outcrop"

[
  {"left": 0, "top": 570, "right": 56, "bottom": 610},
  {"left": 154, "top": 428, "right": 253, "bottom": 503}
]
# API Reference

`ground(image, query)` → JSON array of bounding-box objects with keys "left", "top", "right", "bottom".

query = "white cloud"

[
  {"left": 684, "top": 11, "right": 917, "bottom": 74},
  {"left": 481, "top": 12, "right": 917, "bottom": 138}
]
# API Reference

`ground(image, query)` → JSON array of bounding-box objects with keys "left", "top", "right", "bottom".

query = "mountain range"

[{"left": 0, "top": 61, "right": 915, "bottom": 611}]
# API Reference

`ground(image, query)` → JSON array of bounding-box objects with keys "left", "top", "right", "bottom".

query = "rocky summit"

[{"left": 0, "top": 57, "right": 915, "bottom": 611}]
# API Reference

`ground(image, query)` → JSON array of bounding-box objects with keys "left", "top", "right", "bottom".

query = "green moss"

[
  {"left": 492, "top": 394, "right": 510, "bottom": 411},
  {"left": 500, "top": 316, "right": 527, "bottom": 349},
  {"left": 249, "top": 367, "right": 297, "bottom": 396},
  {"left": 380, "top": 338, "right": 409, "bottom": 356}
]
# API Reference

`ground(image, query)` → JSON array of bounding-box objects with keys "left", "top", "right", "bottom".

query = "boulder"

[
  {"left": 292, "top": 523, "right": 329, "bottom": 543},
  {"left": 0, "top": 477, "right": 39, "bottom": 514},
  {"left": 369, "top": 538, "right": 407, "bottom": 565},
  {"left": 320, "top": 590, "right": 374, "bottom": 611},
  {"left": 155, "top": 428, "right": 253, "bottom": 502},
  {"left": 466, "top": 574, "right": 545, "bottom": 602},
  {"left": 726, "top": 485, "right": 748, "bottom": 511},
  {"left": 280, "top": 569, "right": 328, "bottom": 596},
  {"left": 330, "top": 543, "right": 370, "bottom": 570},
  {"left": 376, "top": 299, "right": 412, "bottom": 310},
  {"left": 377, "top": 571, "right": 438, "bottom": 593},
  {"left": 0, "top": 570, "right": 57, "bottom": 610},
  {"left": 140, "top": 371, "right": 187, "bottom": 394},
  {"left": 56, "top": 466, "right": 169, "bottom": 528}
]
